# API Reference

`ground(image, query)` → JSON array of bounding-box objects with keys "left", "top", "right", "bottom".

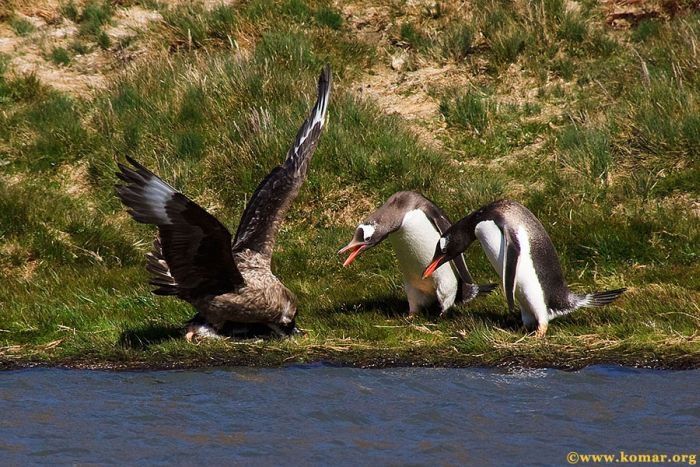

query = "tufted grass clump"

[
  {"left": 49, "top": 46, "right": 71, "bottom": 66},
  {"left": 78, "top": 0, "right": 113, "bottom": 38},
  {"left": 315, "top": 6, "right": 343, "bottom": 29},
  {"left": 162, "top": 3, "right": 238, "bottom": 47},
  {"left": 10, "top": 15, "right": 35, "bottom": 36},
  {"left": 400, "top": 22, "right": 431, "bottom": 50},
  {"left": 558, "top": 126, "right": 612, "bottom": 181},
  {"left": 441, "top": 22, "right": 475, "bottom": 60},
  {"left": 440, "top": 91, "right": 490, "bottom": 133}
]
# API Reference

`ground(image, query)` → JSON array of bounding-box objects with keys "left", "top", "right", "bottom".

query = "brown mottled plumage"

[{"left": 115, "top": 65, "right": 332, "bottom": 339}]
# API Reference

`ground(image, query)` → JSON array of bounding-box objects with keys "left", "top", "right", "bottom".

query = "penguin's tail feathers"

[
  {"left": 460, "top": 283, "right": 499, "bottom": 303},
  {"left": 549, "top": 288, "right": 626, "bottom": 319},
  {"left": 577, "top": 288, "right": 627, "bottom": 308}
]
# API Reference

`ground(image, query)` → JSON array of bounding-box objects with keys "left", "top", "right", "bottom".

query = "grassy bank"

[{"left": 0, "top": 0, "right": 698, "bottom": 370}]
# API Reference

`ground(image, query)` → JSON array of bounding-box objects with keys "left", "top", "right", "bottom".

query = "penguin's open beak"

[
  {"left": 338, "top": 240, "right": 367, "bottom": 267},
  {"left": 422, "top": 255, "right": 447, "bottom": 279}
]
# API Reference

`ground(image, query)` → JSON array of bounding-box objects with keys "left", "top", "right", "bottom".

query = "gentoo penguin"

[
  {"left": 423, "top": 199, "right": 626, "bottom": 337},
  {"left": 339, "top": 191, "right": 496, "bottom": 317},
  {"left": 115, "top": 65, "right": 331, "bottom": 340}
]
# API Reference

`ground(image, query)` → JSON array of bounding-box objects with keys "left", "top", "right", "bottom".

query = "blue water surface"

[{"left": 0, "top": 365, "right": 698, "bottom": 465}]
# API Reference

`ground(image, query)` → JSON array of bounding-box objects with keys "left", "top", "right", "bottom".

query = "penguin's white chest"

[
  {"left": 512, "top": 227, "right": 547, "bottom": 314},
  {"left": 388, "top": 209, "right": 457, "bottom": 299}
]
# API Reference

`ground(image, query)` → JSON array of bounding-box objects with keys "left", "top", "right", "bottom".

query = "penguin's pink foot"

[{"left": 534, "top": 323, "right": 548, "bottom": 339}]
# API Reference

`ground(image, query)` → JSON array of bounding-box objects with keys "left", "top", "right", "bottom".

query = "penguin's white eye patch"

[
  {"left": 359, "top": 224, "right": 375, "bottom": 241},
  {"left": 439, "top": 237, "right": 448, "bottom": 253}
]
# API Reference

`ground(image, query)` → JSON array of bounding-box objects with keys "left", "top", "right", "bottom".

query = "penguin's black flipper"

[
  {"left": 449, "top": 246, "right": 499, "bottom": 303},
  {"left": 501, "top": 225, "right": 520, "bottom": 314},
  {"left": 452, "top": 253, "right": 474, "bottom": 284}
]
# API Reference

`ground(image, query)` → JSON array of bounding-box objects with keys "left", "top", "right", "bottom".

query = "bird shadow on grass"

[
  {"left": 323, "top": 294, "right": 522, "bottom": 331},
  {"left": 450, "top": 307, "right": 523, "bottom": 332},
  {"left": 320, "top": 295, "right": 410, "bottom": 319},
  {"left": 119, "top": 322, "right": 283, "bottom": 349},
  {"left": 119, "top": 325, "right": 184, "bottom": 350}
]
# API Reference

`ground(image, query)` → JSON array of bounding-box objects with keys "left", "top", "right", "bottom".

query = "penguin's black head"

[
  {"left": 338, "top": 222, "right": 386, "bottom": 267},
  {"left": 423, "top": 231, "right": 468, "bottom": 278}
]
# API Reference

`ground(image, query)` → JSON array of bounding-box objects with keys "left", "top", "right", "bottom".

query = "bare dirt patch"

[
  {"left": 341, "top": 1, "right": 456, "bottom": 147},
  {"left": 1, "top": 2, "right": 162, "bottom": 95},
  {"left": 356, "top": 65, "right": 450, "bottom": 148},
  {"left": 340, "top": 1, "right": 563, "bottom": 155},
  {"left": 105, "top": 6, "right": 162, "bottom": 41}
]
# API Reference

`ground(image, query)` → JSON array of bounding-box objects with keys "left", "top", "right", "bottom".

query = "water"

[{"left": 0, "top": 365, "right": 698, "bottom": 465}]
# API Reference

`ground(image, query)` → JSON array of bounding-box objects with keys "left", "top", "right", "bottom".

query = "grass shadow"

[
  {"left": 119, "top": 322, "right": 285, "bottom": 348},
  {"left": 119, "top": 325, "right": 183, "bottom": 349},
  {"left": 320, "top": 295, "right": 409, "bottom": 318},
  {"left": 443, "top": 304, "right": 523, "bottom": 331},
  {"left": 320, "top": 295, "right": 522, "bottom": 330}
]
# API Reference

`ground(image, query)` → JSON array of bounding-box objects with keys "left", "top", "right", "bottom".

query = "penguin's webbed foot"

[{"left": 534, "top": 323, "right": 548, "bottom": 339}]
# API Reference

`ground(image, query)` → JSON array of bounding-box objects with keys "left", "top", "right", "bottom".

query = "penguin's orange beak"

[
  {"left": 338, "top": 241, "right": 367, "bottom": 267},
  {"left": 422, "top": 255, "right": 447, "bottom": 279}
]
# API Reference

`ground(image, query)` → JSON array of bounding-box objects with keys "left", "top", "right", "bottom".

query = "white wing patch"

[
  {"left": 291, "top": 79, "right": 330, "bottom": 160},
  {"left": 312, "top": 84, "right": 330, "bottom": 128},
  {"left": 140, "top": 176, "right": 174, "bottom": 224}
]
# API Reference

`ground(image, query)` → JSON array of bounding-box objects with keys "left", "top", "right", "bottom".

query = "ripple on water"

[{"left": 0, "top": 365, "right": 697, "bottom": 465}]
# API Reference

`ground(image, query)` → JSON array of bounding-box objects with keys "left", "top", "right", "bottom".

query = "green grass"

[
  {"left": 441, "top": 22, "right": 475, "bottom": 60},
  {"left": 315, "top": 6, "right": 343, "bottom": 29},
  {"left": 58, "top": 0, "right": 114, "bottom": 43},
  {"left": 558, "top": 126, "right": 612, "bottom": 181},
  {"left": 69, "top": 39, "right": 89, "bottom": 55},
  {"left": 10, "top": 16, "right": 35, "bottom": 36},
  {"left": 440, "top": 90, "right": 490, "bottom": 133},
  {"left": 96, "top": 30, "right": 111, "bottom": 49},
  {"left": 0, "top": 0, "right": 698, "bottom": 370},
  {"left": 78, "top": 0, "right": 112, "bottom": 37},
  {"left": 49, "top": 46, "right": 71, "bottom": 65},
  {"left": 400, "top": 22, "right": 429, "bottom": 49},
  {"left": 61, "top": 1, "right": 80, "bottom": 22},
  {"left": 162, "top": 3, "right": 236, "bottom": 47}
]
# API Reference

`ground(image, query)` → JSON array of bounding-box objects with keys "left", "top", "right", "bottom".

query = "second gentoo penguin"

[
  {"left": 115, "top": 65, "right": 331, "bottom": 340},
  {"left": 423, "top": 199, "right": 626, "bottom": 337},
  {"left": 339, "top": 191, "right": 496, "bottom": 318}
]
